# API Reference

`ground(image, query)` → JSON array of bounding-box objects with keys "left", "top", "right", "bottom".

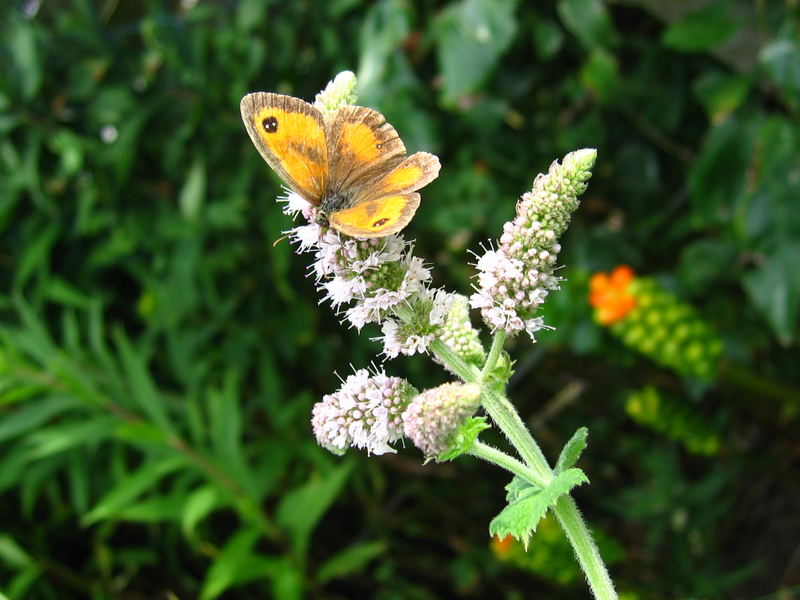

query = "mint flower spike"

[
  {"left": 402, "top": 382, "right": 482, "bottom": 459},
  {"left": 470, "top": 149, "right": 597, "bottom": 340},
  {"left": 284, "top": 193, "right": 434, "bottom": 333},
  {"left": 312, "top": 369, "right": 417, "bottom": 456},
  {"left": 314, "top": 70, "right": 358, "bottom": 114}
]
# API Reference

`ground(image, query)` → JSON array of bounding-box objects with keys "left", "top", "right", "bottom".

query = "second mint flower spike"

[
  {"left": 470, "top": 149, "right": 597, "bottom": 340},
  {"left": 312, "top": 370, "right": 417, "bottom": 455}
]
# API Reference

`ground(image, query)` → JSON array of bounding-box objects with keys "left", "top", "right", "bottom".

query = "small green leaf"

[
  {"left": 489, "top": 468, "right": 588, "bottom": 549},
  {"left": 276, "top": 461, "right": 354, "bottom": 557},
  {"left": 504, "top": 474, "right": 539, "bottom": 502},
  {"left": 179, "top": 154, "right": 206, "bottom": 221},
  {"left": 693, "top": 71, "right": 751, "bottom": 123},
  {"left": 759, "top": 37, "right": 800, "bottom": 108},
  {"left": 556, "top": 0, "right": 617, "bottom": 50},
  {"left": 555, "top": 427, "right": 588, "bottom": 474},
  {"left": 207, "top": 372, "right": 253, "bottom": 496},
  {"left": 114, "top": 329, "right": 176, "bottom": 435},
  {"left": 0, "top": 534, "right": 33, "bottom": 569},
  {"left": 7, "top": 19, "right": 42, "bottom": 100},
  {"left": 742, "top": 243, "right": 800, "bottom": 347},
  {"left": 316, "top": 541, "right": 387, "bottom": 584},
  {"left": 26, "top": 416, "right": 119, "bottom": 458},
  {"left": 0, "top": 396, "right": 79, "bottom": 443},
  {"left": 434, "top": 0, "right": 518, "bottom": 104},
  {"left": 182, "top": 485, "right": 224, "bottom": 540},
  {"left": 661, "top": 1, "right": 741, "bottom": 52},
  {"left": 579, "top": 48, "right": 622, "bottom": 104},
  {"left": 82, "top": 455, "right": 186, "bottom": 525},
  {"left": 199, "top": 530, "right": 280, "bottom": 600},
  {"left": 115, "top": 493, "right": 187, "bottom": 523},
  {"left": 437, "top": 416, "right": 490, "bottom": 462}
]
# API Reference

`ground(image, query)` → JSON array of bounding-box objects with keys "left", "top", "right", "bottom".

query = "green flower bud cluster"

[
  {"left": 609, "top": 277, "right": 724, "bottom": 380},
  {"left": 626, "top": 386, "right": 721, "bottom": 456},
  {"left": 314, "top": 71, "right": 358, "bottom": 115},
  {"left": 437, "top": 295, "right": 486, "bottom": 369}
]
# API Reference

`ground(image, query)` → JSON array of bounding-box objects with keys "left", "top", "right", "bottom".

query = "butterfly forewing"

[{"left": 240, "top": 92, "right": 328, "bottom": 203}]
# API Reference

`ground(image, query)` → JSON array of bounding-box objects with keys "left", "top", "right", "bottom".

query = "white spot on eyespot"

[{"left": 100, "top": 125, "right": 118, "bottom": 144}]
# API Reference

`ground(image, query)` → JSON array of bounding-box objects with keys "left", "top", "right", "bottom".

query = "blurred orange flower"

[
  {"left": 589, "top": 265, "right": 636, "bottom": 325},
  {"left": 491, "top": 534, "right": 514, "bottom": 558}
]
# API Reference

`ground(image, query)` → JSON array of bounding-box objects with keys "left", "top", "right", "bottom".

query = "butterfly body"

[{"left": 241, "top": 92, "right": 440, "bottom": 238}]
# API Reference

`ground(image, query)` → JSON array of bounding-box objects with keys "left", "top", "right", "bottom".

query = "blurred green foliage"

[{"left": 1, "top": 0, "right": 799, "bottom": 598}]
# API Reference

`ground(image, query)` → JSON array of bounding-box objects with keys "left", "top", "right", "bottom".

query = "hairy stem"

[
  {"left": 469, "top": 440, "right": 548, "bottom": 488},
  {"left": 552, "top": 497, "right": 618, "bottom": 600},
  {"left": 431, "top": 331, "right": 617, "bottom": 600}
]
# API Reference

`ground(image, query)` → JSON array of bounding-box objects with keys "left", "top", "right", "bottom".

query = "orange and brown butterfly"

[{"left": 240, "top": 92, "right": 440, "bottom": 238}]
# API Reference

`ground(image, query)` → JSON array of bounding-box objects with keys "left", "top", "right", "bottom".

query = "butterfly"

[{"left": 240, "top": 92, "right": 440, "bottom": 238}]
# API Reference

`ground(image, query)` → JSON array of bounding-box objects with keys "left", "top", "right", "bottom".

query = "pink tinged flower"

[
  {"left": 374, "top": 287, "right": 456, "bottom": 358},
  {"left": 311, "top": 370, "right": 416, "bottom": 455},
  {"left": 402, "top": 382, "right": 482, "bottom": 459},
  {"left": 469, "top": 148, "right": 597, "bottom": 340}
]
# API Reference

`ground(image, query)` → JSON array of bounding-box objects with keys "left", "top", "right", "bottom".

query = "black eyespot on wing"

[
  {"left": 262, "top": 116, "right": 278, "bottom": 133},
  {"left": 372, "top": 218, "right": 389, "bottom": 228}
]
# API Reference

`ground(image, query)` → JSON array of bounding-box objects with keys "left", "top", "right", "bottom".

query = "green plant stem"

[
  {"left": 481, "top": 328, "right": 506, "bottom": 378},
  {"left": 431, "top": 331, "right": 618, "bottom": 600},
  {"left": 429, "top": 338, "right": 479, "bottom": 382},
  {"left": 469, "top": 440, "right": 548, "bottom": 488},
  {"left": 552, "top": 496, "right": 617, "bottom": 600},
  {"left": 719, "top": 359, "right": 800, "bottom": 407}
]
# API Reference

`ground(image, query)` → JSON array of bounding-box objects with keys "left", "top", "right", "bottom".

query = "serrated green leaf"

[
  {"left": 276, "top": 461, "right": 353, "bottom": 557},
  {"left": 437, "top": 416, "right": 490, "bottom": 462},
  {"left": 489, "top": 468, "right": 588, "bottom": 549},
  {"left": 555, "top": 427, "right": 588, "bottom": 474},
  {"left": 316, "top": 541, "right": 386, "bottom": 584}
]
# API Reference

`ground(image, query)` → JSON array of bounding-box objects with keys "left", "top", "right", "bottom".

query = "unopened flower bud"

[{"left": 402, "top": 382, "right": 481, "bottom": 459}]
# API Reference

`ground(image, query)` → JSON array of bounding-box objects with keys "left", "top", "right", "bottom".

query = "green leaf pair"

[{"left": 489, "top": 427, "right": 589, "bottom": 549}]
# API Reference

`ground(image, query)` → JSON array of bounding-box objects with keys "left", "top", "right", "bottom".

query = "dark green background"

[{"left": 1, "top": 0, "right": 799, "bottom": 598}]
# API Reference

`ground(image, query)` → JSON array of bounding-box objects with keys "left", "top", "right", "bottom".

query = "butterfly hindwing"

[
  {"left": 328, "top": 193, "right": 421, "bottom": 238},
  {"left": 367, "top": 151, "right": 441, "bottom": 198},
  {"left": 240, "top": 92, "right": 328, "bottom": 203}
]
